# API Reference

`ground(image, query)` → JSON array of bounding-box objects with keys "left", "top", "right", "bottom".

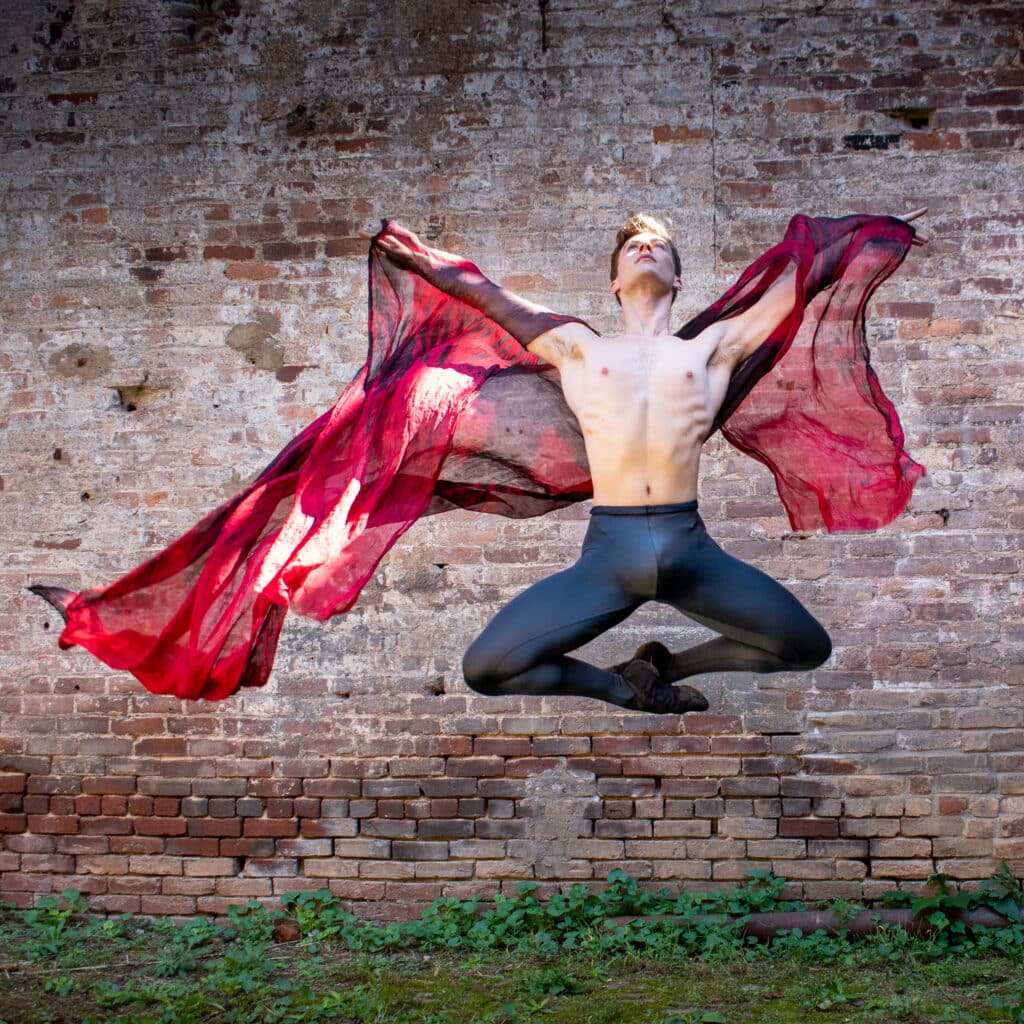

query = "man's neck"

[{"left": 618, "top": 291, "right": 674, "bottom": 337}]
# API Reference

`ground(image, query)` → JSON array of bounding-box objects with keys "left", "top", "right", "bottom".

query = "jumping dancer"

[
  {"left": 370, "top": 210, "right": 927, "bottom": 713},
  {"left": 32, "top": 209, "right": 926, "bottom": 706}
]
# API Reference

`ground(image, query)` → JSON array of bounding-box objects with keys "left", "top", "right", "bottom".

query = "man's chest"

[{"left": 560, "top": 335, "right": 729, "bottom": 412}]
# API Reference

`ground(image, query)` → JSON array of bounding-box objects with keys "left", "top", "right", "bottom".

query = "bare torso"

[
  {"left": 534, "top": 322, "right": 733, "bottom": 506},
  {"left": 366, "top": 221, "right": 800, "bottom": 505}
]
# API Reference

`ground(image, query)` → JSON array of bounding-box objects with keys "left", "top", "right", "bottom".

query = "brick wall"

[{"left": 2, "top": 0, "right": 1022, "bottom": 917}]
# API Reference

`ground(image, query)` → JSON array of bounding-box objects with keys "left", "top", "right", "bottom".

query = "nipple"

[
  {"left": 601, "top": 367, "right": 609, "bottom": 375},
  {"left": 686, "top": 370, "right": 694, "bottom": 379}
]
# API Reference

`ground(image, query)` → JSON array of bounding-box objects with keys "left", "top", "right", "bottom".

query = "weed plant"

[{"left": 1, "top": 865, "right": 1022, "bottom": 1023}]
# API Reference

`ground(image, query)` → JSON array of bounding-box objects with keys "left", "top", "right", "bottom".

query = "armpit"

[
  {"left": 530, "top": 322, "right": 594, "bottom": 365},
  {"left": 703, "top": 323, "right": 737, "bottom": 369}
]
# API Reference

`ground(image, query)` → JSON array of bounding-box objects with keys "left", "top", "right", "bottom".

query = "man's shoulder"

[
  {"left": 526, "top": 320, "right": 598, "bottom": 366},
  {"left": 677, "top": 320, "right": 736, "bottom": 365}
]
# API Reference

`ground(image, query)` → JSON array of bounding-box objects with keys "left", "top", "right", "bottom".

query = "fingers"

[
  {"left": 359, "top": 227, "right": 403, "bottom": 255},
  {"left": 893, "top": 207, "right": 928, "bottom": 246},
  {"left": 898, "top": 206, "right": 928, "bottom": 223}
]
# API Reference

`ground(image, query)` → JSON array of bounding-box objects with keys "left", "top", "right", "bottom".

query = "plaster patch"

[
  {"left": 226, "top": 314, "right": 284, "bottom": 371},
  {"left": 49, "top": 342, "right": 112, "bottom": 381},
  {"left": 520, "top": 764, "right": 598, "bottom": 877}
]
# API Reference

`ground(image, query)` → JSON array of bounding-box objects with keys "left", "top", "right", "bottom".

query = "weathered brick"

[
  {"left": 779, "top": 818, "right": 839, "bottom": 839},
  {"left": 595, "top": 819, "right": 652, "bottom": 839},
  {"left": 7, "top": 0, "right": 1024, "bottom": 919},
  {"left": 870, "top": 837, "right": 932, "bottom": 858},
  {"left": 446, "top": 758, "right": 504, "bottom": 778},
  {"left": 653, "top": 819, "right": 712, "bottom": 838},
  {"left": 872, "top": 859, "right": 936, "bottom": 880},
  {"left": 719, "top": 817, "right": 778, "bottom": 839}
]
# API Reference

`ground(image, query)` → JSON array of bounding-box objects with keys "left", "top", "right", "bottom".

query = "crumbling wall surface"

[{"left": 2, "top": 0, "right": 1022, "bottom": 917}]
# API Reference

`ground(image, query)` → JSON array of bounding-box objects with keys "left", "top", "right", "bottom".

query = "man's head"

[{"left": 609, "top": 214, "right": 682, "bottom": 306}]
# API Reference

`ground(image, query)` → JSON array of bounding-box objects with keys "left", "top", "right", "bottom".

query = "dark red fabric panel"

[
  {"left": 677, "top": 214, "right": 926, "bottom": 531},
  {"left": 46, "top": 215, "right": 923, "bottom": 700}
]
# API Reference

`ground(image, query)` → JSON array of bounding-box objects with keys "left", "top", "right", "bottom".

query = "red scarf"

[{"left": 48, "top": 214, "right": 923, "bottom": 700}]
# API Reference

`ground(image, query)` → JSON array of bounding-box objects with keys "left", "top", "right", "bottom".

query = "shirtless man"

[{"left": 369, "top": 210, "right": 925, "bottom": 714}]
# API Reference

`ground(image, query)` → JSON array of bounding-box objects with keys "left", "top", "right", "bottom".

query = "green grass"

[{"left": 1, "top": 868, "right": 1023, "bottom": 1024}]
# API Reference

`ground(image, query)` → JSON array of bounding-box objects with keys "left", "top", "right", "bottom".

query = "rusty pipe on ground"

[{"left": 607, "top": 906, "right": 1024, "bottom": 939}]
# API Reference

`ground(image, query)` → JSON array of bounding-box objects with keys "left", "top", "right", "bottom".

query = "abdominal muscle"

[{"left": 558, "top": 333, "right": 729, "bottom": 507}]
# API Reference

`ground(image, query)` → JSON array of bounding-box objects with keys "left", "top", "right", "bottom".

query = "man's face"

[{"left": 611, "top": 231, "right": 681, "bottom": 302}]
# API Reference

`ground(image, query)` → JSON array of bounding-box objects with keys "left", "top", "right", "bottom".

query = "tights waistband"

[{"left": 590, "top": 500, "right": 698, "bottom": 516}]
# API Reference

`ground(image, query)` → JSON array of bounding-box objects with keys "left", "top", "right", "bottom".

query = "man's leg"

[
  {"left": 639, "top": 509, "right": 832, "bottom": 681},
  {"left": 462, "top": 513, "right": 708, "bottom": 712},
  {"left": 462, "top": 559, "right": 639, "bottom": 705}
]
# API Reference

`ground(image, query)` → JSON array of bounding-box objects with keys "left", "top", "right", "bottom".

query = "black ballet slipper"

[
  {"left": 633, "top": 640, "right": 672, "bottom": 675},
  {"left": 609, "top": 640, "right": 672, "bottom": 676},
  {"left": 620, "top": 659, "right": 709, "bottom": 715},
  {"left": 26, "top": 585, "right": 74, "bottom": 625}
]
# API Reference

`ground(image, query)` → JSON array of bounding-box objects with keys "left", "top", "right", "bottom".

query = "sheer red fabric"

[
  {"left": 43, "top": 214, "right": 923, "bottom": 700},
  {"left": 685, "top": 214, "right": 926, "bottom": 531}
]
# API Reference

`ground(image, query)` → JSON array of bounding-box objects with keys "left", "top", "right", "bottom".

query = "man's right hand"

[
  {"left": 358, "top": 223, "right": 425, "bottom": 270},
  {"left": 360, "top": 223, "right": 592, "bottom": 354}
]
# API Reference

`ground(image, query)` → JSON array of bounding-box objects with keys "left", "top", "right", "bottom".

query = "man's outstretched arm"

[
  {"left": 715, "top": 207, "right": 928, "bottom": 367},
  {"left": 364, "top": 222, "right": 595, "bottom": 369}
]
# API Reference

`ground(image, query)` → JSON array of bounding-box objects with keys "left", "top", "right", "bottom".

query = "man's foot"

[
  {"left": 609, "top": 640, "right": 672, "bottom": 676},
  {"left": 633, "top": 640, "right": 672, "bottom": 675},
  {"left": 619, "top": 659, "right": 709, "bottom": 714}
]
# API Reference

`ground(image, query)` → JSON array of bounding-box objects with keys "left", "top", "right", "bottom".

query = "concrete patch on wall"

[
  {"left": 520, "top": 765, "right": 598, "bottom": 880},
  {"left": 48, "top": 342, "right": 113, "bottom": 381},
  {"left": 226, "top": 314, "right": 285, "bottom": 372}
]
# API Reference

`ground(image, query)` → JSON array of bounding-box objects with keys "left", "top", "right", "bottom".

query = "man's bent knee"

[
  {"left": 786, "top": 621, "right": 832, "bottom": 670},
  {"left": 462, "top": 640, "right": 510, "bottom": 695}
]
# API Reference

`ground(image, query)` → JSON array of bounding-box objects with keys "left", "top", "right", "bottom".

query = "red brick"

[
  {"left": 473, "top": 737, "right": 531, "bottom": 756},
  {"left": 779, "top": 818, "right": 839, "bottom": 839},
  {"left": 201, "top": 244, "right": 253, "bottom": 262},
  {"left": 0, "top": 774, "right": 27, "bottom": 793},
  {"left": 166, "top": 838, "right": 220, "bottom": 857},
  {"left": 684, "top": 715, "right": 743, "bottom": 735},
  {"left": 652, "top": 124, "right": 713, "bottom": 142},
  {"left": 27, "top": 815, "right": 78, "bottom": 834},
  {"left": 243, "top": 818, "right": 298, "bottom": 838},
  {"left": 188, "top": 818, "right": 242, "bottom": 838},
  {"left": 133, "top": 817, "right": 187, "bottom": 837},
  {"left": 263, "top": 241, "right": 316, "bottom": 261},
  {"left": 446, "top": 757, "right": 504, "bottom": 777},
  {"left": 592, "top": 736, "right": 650, "bottom": 756},
  {"left": 225, "top": 263, "right": 279, "bottom": 281}
]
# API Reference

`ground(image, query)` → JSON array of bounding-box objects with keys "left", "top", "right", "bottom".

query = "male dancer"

[
  {"left": 34, "top": 209, "right": 925, "bottom": 705},
  {"left": 370, "top": 209, "right": 927, "bottom": 715}
]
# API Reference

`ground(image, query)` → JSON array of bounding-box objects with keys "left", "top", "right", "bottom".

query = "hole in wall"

[
  {"left": 881, "top": 106, "right": 935, "bottom": 130},
  {"left": 112, "top": 379, "right": 162, "bottom": 412}
]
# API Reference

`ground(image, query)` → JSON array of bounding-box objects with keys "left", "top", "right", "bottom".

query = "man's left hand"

[{"left": 897, "top": 207, "right": 928, "bottom": 246}]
